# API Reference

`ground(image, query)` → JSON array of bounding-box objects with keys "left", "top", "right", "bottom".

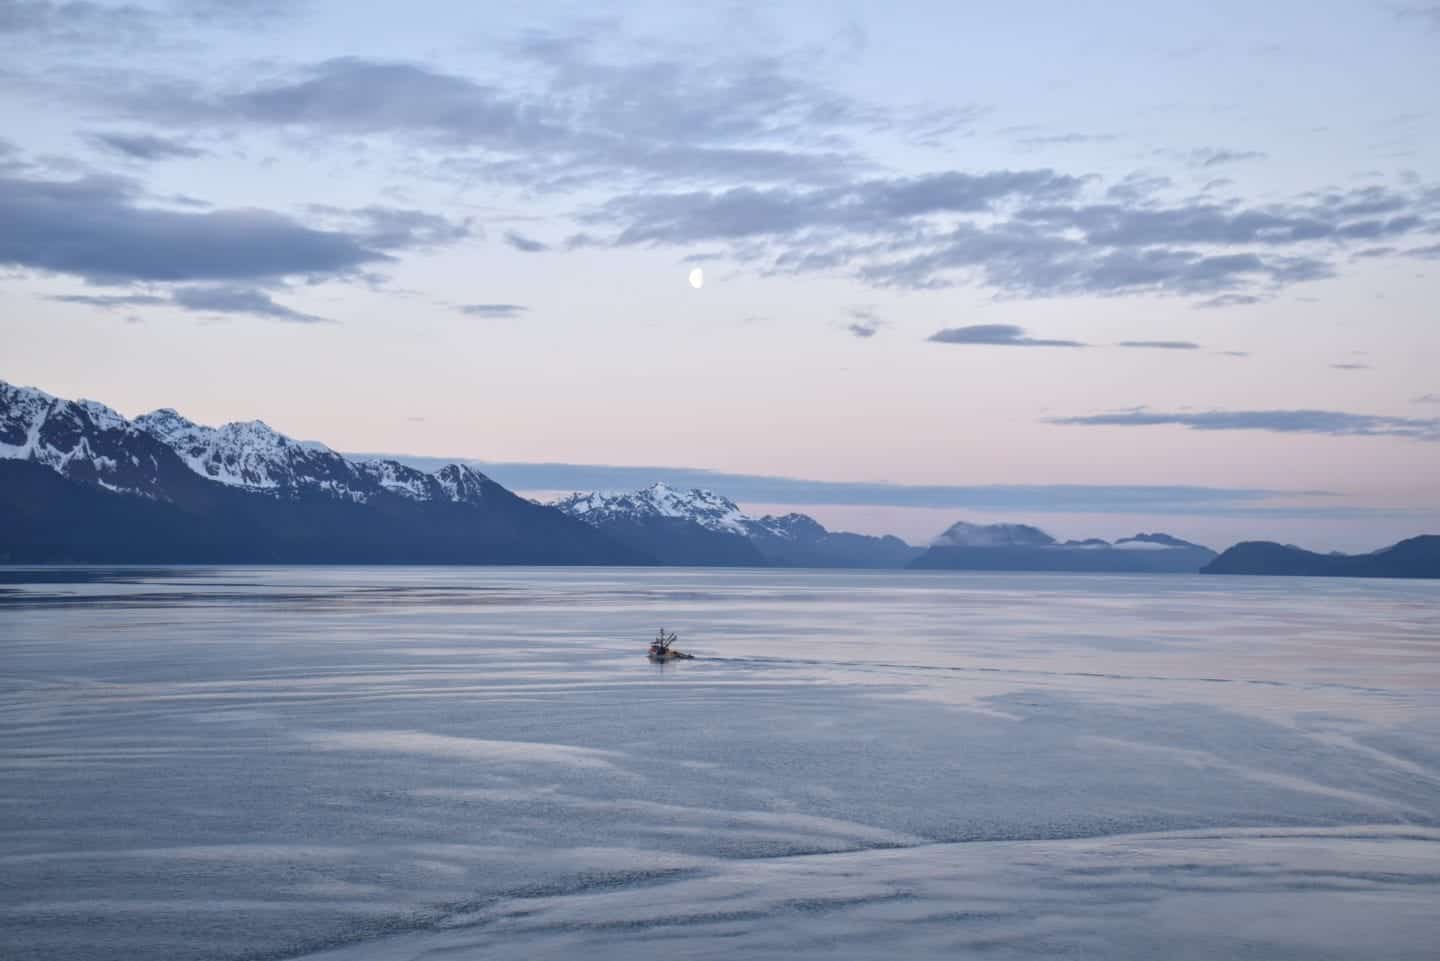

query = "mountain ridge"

[
  {"left": 550, "top": 483, "right": 920, "bottom": 568},
  {"left": 0, "top": 379, "right": 646, "bottom": 565},
  {"left": 1203, "top": 536, "right": 1440, "bottom": 578}
]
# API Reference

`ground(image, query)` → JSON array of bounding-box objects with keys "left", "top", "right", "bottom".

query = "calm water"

[{"left": 2, "top": 567, "right": 1438, "bottom": 961}]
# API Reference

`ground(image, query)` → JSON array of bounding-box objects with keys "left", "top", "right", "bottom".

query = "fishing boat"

[{"left": 648, "top": 628, "right": 694, "bottom": 661}]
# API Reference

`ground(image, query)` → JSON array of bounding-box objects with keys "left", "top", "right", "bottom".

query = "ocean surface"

[{"left": 1, "top": 566, "right": 1438, "bottom": 961}]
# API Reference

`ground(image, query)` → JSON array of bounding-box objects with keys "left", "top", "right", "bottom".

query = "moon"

[{"left": 688, "top": 267, "right": 704, "bottom": 289}]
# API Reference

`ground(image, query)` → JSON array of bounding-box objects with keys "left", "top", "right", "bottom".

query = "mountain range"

[
  {"left": 906, "top": 521, "right": 1218, "bottom": 573},
  {"left": 3, "top": 379, "right": 1435, "bottom": 577},
  {"left": 550, "top": 483, "right": 920, "bottom": 568},
  {"left": 0, "top": 381, "right": 640, "bottom": 565}
]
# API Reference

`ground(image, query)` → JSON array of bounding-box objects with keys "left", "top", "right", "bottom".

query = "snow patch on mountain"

[
  {"left": 553, "top": 482, "right": 756, "bottom": 535},
  {"left": 135, "top": 409, "right": 302, "bottom": 490},
  {"left": 2, "top": 379, "right": 495, "bottom": 506},
  {"left": 1, "top": 381, "right": 159, "bottom": 497}
]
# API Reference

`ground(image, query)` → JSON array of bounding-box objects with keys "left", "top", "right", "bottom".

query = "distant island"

[
  {"left": 2, "top": 379, "right": 1435, "bottom": 577},
  {"left": 1203, "top": 537, "right": 1440, "bottom": 578}
]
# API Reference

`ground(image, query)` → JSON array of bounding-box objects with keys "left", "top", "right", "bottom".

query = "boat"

[{"left": 648, "top": 628, "right": 694, "bottom": 661}]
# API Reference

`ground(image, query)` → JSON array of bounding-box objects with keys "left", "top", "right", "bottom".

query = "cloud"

[
  {"left": 0, "top": 0, "right": 305, "bottom": 43},
  {"left": 1048, "top": 408, "right": 1440, "bottom": 441},
  {"left": 928, "top": 324, "right": 1086, "bottom": 347},
  {"left": 458, "top": 303, "right": 527, "bottom": 318},
  {"left": 52, "top": 285, "right": 329, "bottom": 322},
  {"left": 51, "top": 292, "right": 168, "bottom": 308},
  {"left": 350, "top": 454, "right": 1357, "bottom": 516},
  {"left": 0, "top": 171, "right": 392, "bottom": 284},
  {"left": 179, "top": 0, "right": 307, "bottom": 26},
  {"left": 318, "top": 204, "right": 469, "bottom": 250},
  {"left": 1014, "top": 131, "right": 1120, "bottom": 147},
  {"left": 1116, "top": 340, "right": 1200, "bottom": 350},
  {"left": 586, "top": 173, "right": 1435, "bottom": 300},
  {"left": 1106, "top": 173, "right": 1174, "bottom": 203},
  {"left": 1406, "top": 242, "right": 1440, "bottom": 260},
  {"left": 25, "top": 27, "right": 1439, "bottom": 305},
  {"left": 170, "top": 285, "right": 332, "bottom": 323},
  {"left": 844, "top": 307, "right": 883, "bottom": 337},
  {"left": 1217, "top": 350, "right": 1250, "bottom": 357},
  {"left": 503, "top": 230, "right": 548, "bottom": 253},
  {"left": 595, "top": 170, "right": 1085, "bottom": 245},
  {"left": 1196, "top": 293, "right": 1263, "bottom": 309},
  {"left": 1395, "top": 5, "right": 1440, "bottom": 30},
  {"left": 96, "top": 49, "right": 892, "bottom": 188},
  {"left": 0, "top": 0, "right": 156, "bottom": 43},
  {"left": 1189, "top": 148, "right": 1267, "bottom": 167},
  {"left": 1330, "top": 362, "right": 1371, "bottom": 370},
  {"left": 1414, "top": 394, "right": 1440, "bottom": 404},
  {"left": 86, "top": 131, "right": 205, "bottom": 161}
]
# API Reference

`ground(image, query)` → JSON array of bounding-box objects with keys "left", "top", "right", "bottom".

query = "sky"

[{"left": 2, "top": 0, "right": 1438, "bottom": 551}]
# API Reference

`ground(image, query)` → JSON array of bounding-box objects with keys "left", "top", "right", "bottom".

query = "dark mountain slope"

[{"left": 1203, "top": 536, "right": 1440, "bottom": 578}]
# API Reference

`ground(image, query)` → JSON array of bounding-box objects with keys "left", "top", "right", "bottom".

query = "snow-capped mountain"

[
  {"left": 132, "top": 406, "right": 490, "bottom": 504},
  {"left": 1, "top": 381, "right": 181, "bottom": 499},
  {"left": 553, "top": 483, "right": 754, "bottom": 535},
  {"left": 551, "top": 483, "right": 921, "bottom": 568},
  {"left": 550, "top": 483, "right": 765, "bottom": 566},
  {"left": 0, "top": 378, "right": 642, "bottom": 565}
]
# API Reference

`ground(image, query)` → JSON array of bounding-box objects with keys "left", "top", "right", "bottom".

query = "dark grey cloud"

[
  {"left": 503, "top": 230, "right": 548, "bottom": 253},
  {"left": 171, "top": 284, "right": 331, "bottom": 323},
  {"left": 0, "top": 171, "right": 392, "bottom": 284},
  {"left": 1049, "top": 408, "right": 1440, "bottom": 441},
  {"left": 458, "top": 303, "right": 527, "bottom": 318},
  {"left": 97, "top": 49, "right": 895, "bottom": 188},
  {"left": 349, "top": 206, "right": 470, "bottom": 250},
  {"left": 0, "top": 0, "right": 155, "bottom": 43},
  {"left": 52, "top": 285, "right": 326, "bottom": 322},
  {"left": 1117, "top": 340, "right": 1201, "bottom": 349},
  {"left": 585, "top": 170, "right": 1434, "bottom": 300},
  {"left": 1415, "top": 394, "right": 1440, "bottom": 404},
  {"left": 0, "top": 0, "right": 304, "bottom": 43},
  {"left": 179, "top": 0, "right": 307, "bottom": 25},
  {"left": 1106, "top": 173, "right": 1173, "bottom": 203},
  {"left": 1406, "top": 242, "right": 1440, "bottom": 259},
  {"left": 845, "top": 309, "right": 883, "bottom": 338},
  {"left": 50, "top": 292, "right": 168, "bottom": 308},
  {"left": 595, "top": 169, "right": 1084, "bottom": 246},
  {"left": 1012, "top": 197, "right": 1420, "bottom": 248},
  {"left": 1189, "top": 148, "right": 1267, "bottom": 167},
  {"left": 1196, "top": 293, "right": 1263, "bottom": 309},
  {"left": 87, "top": 130, "right": 205, "bottom": 161},
  {"left": 0, "top": 0, "right": 295, "bottom": 44},
  {"left": 353, "top": 454, "right": 1357, "bottom": 517},
  {"left": 928, "top": 324, "right": 1086, "bottom": 347},
  {"left": 1217, "top": 350, "right": 1250, "bottom": 357},
  {"left": 19, "top": 23, "right": 1436, "bottom": 306},
  {"left": 1330, "top": 362, "right": 1372, "bottom": 370}
]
